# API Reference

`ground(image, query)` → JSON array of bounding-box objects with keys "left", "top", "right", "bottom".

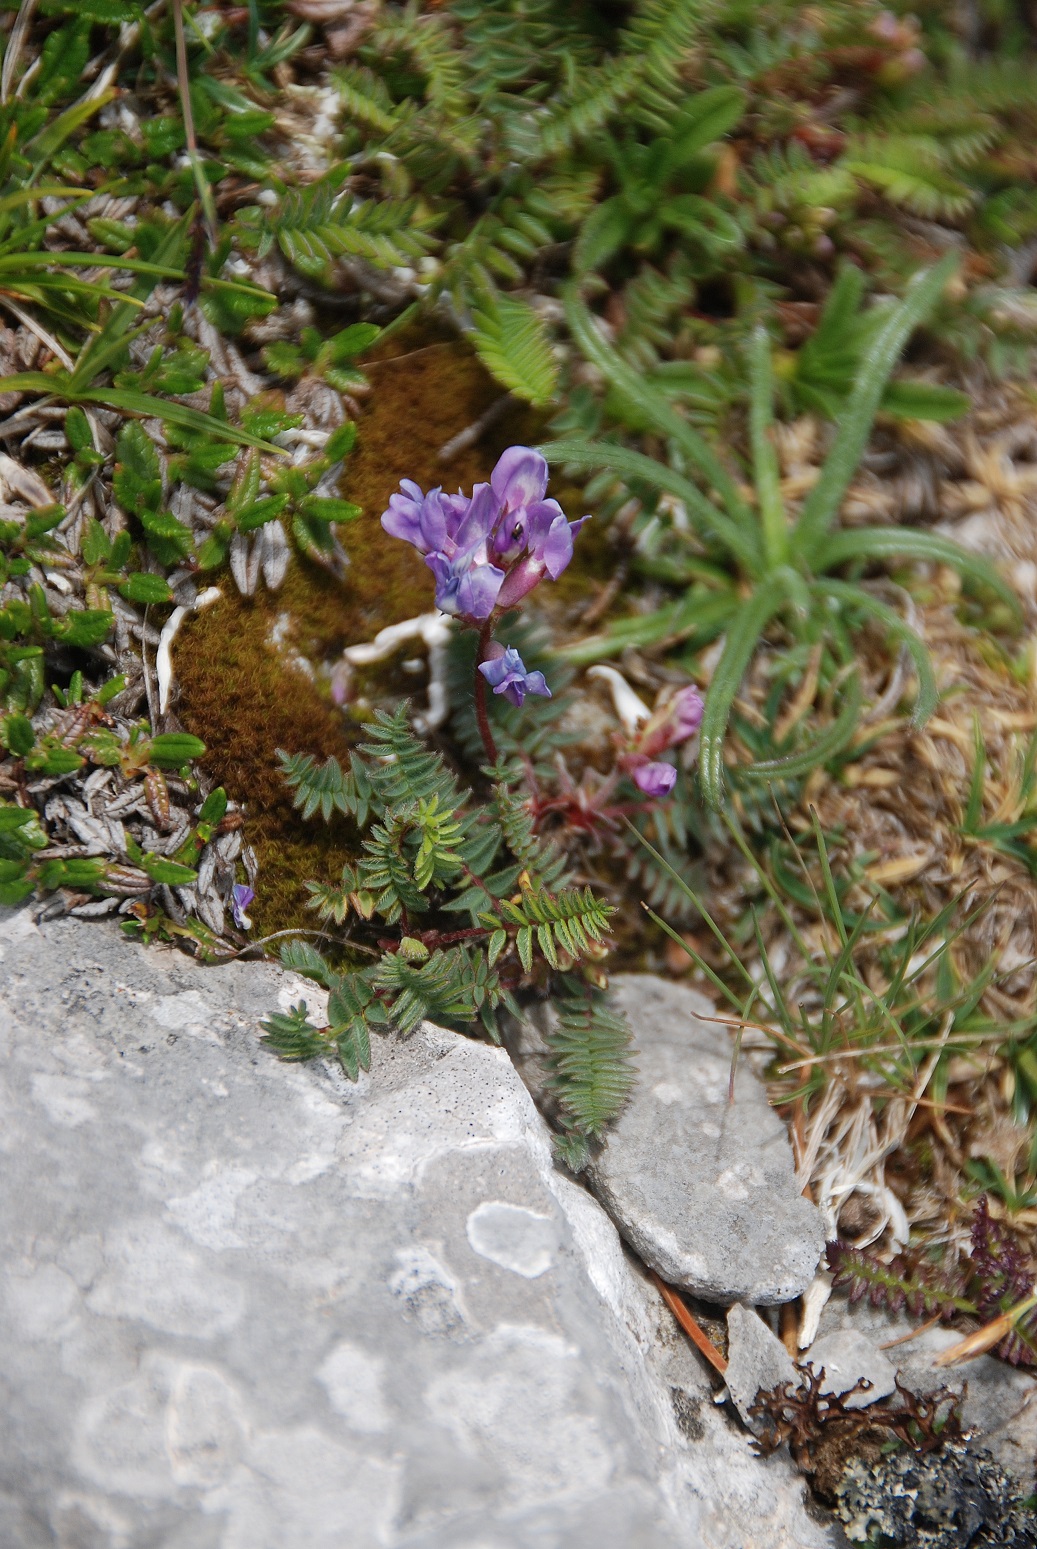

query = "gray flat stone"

[
  {"left": 585, "top": 976, "right": 825, "bottom": 1304},
  {"left": 725, "top": 1304, "right": 800, "bottom": 1429},
  {"left": 0, "top": 910, "right": 836, "bottom": 1549},
  {"left": 803, "top": 1329, "right": 897, "bottom": 1410}
]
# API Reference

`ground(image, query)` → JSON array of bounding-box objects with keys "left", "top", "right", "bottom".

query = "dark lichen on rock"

[{"left": 835, "top": 1441, "right": 1037, "bottom": 1548}]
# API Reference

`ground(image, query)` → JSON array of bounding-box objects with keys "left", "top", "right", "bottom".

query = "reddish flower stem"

[{"left": 473, "top": 618, "right": 499, "bottom": 766}]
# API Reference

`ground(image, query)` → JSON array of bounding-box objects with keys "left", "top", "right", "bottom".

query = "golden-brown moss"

[
  {"left": 172, "top": 329, "right": 548, "bottom": 937},
  {"left": 172, "top": 585, "right": 358, "bottom": 936}
]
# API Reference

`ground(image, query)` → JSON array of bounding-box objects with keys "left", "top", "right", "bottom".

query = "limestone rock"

[
  {"left": 0, "top": 911, "right": 835, "bottom": 1549},
  {"left": 586, "top": 976, "right": 825, "bottom": 1304},
  {"left": 725, "top": 1304, "right": 800, "bottom": 1429},
  {"left": 803, "top": 1329, "right": 898, "bottom": 1410}
]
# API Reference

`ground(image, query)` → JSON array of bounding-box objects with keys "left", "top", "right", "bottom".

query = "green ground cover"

[{"left": 1, "top": 0, "right": 1036, "bottom": 1445}]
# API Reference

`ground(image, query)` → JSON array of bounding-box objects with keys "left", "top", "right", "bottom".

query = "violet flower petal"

[
  {"left": 632, "top": 761, "right": 677, "bottom": 798},
  {"left": 638, "top": 684, "right": 705, "bottom": 758},
  {"left": 490, "top": 446, "right": 548, "bottom": 511},
  {"left": 478, "top": 646, "right": 552, "bottom": 707},
  {"left": 426, "top": 551, "right": 505, "bottom": 619},
  {"left": 671, "top": 685, "right": 704, "bottom": 741},
  {"left": 231, "top": 883, "right": 255, "bottom": 929},
  {"left": 380, "top": 479, "right": 429, "bottom": 547},
  {"left": 453, "top": 482, "right": 498, "bottom": 556},
  {"left": 456, "top": 562, "right": 506, "bottom": 620}
]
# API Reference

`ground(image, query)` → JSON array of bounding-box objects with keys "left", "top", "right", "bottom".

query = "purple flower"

[
  {"left": 629, "top": 760, "right": 678, "bottom": 798},
  {"left": 496, "top": 502, "right": 589, "bottom": 607},
  {"left": 381, "top": 482, "right": 467, "bottom": 555},
  {"left": 491, "top": 445, "right": 550, "bottom": 511},
  {"left": 637, "top": 685, "right": 704, "bottom": 759},
  {"left": 380, "top": 447, "right": 586, "bottom": 623},
  {"left": 421, "top": 482, "right": 505, "bottom": 619},
  {"left": 231, "top": 884, "right": 255, "bottom": 930},
  {"left": 478, "top": 645, "right": 551, "bottom": 708}
]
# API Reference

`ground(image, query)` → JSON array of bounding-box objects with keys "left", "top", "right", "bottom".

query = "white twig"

[
  {"left": 587, "top": 664, "right": 651, "bottom": 734},
  {"left": 341, "top": 612, "right": 455, "bottom": 730},
  {"left": 2, "top": 0, "right": 37, "bottom": 105},
  {"left": 156, "top": 587, "right": 222, "bottom": 715}
]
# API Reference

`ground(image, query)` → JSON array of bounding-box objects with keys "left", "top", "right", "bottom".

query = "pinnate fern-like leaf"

[
  {"left": 470, "top": 295, "right": 558, "bottom": 407},
  {"left": 546, "top": 987, "right": 636, "bottom": 1143},
  {"left": 276, "top": 748, "right": 370, "bottom": 824}
]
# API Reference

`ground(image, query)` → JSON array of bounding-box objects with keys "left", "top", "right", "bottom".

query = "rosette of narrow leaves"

[
  {"left": 775, "top": 264, "right": 971, "bottom": 424},
  {"left": 572, "top": 86, "right": 745, "bottom": 275},
  {"left": 548, "top": 260, "right": 1020, "bottom": 807}
]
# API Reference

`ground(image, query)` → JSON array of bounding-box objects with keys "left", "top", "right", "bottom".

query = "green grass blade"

[
  {"left": 543, "top": 437, "right": 760, "bottom": 572},
  {"left": 811, "top": 809, "right": 848, "bottom": 948},
  {"left": 557, "top": 590, "right": 736, "bottom": 665},
  {"left": 817, "top": 525, "right": 1020, "bottom": 621},
  {"left": 0, "top": 372, "right": 281, "bottom": 451},
  {"left": 792, "top": 254, "right": 958, "bottom": 560},
  {"left": 699, "top": 574, "right": 789, "bottom": 808},
  {"left": 747, "top": 326, "right": 787, "bottom": 567},
  {"left": 962, "top": 715, "right": 986, "bottom": 833},
  {"left": 815, "top": 578, "right": 938, "bottom": 725},
  {"left": 738, "top": 671, "right": 862, "bottom": 783},
  {"left": 722, "top": 808, "right": 818, "bottom": 968},
  {"left": 628, "top": 821, "right": 756, "bottom": 995},
  {"left": 750, "top": 906, "right": 798, "bottom": 1043},
  {"left": 642, "top": 904, "right": 744, "bottom": 1012},
  {"left": 70, "top": 214, "right": 193, "bottom": 389},
  {"left": 562, "top": 287, "right": 762, "bottom": 570}
]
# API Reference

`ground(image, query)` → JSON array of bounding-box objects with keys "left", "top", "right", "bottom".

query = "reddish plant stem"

[
  {"left": 473, "top": 618, "right": 499, "bottom": 766},
  {"left": 651, "top": 1271, "right": 728, "bottom": 1376}
]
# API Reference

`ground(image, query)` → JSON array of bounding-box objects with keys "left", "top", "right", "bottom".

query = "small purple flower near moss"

[
  {"left": 478, "top": 645, "right": 552, "bottom": 708},
  {"left": 231, "top": 884, "right": 255, "bottom": 930},
  {"left": 380, "top": 447, "right": 586, "bottom": 623},
  {"left": 618, "top": 684, "right": 704, "bottom": 800}
]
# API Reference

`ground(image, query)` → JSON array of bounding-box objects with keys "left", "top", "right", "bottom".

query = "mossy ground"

[{"left": 172, "top": 329, "right": 606, "bottom": 937}]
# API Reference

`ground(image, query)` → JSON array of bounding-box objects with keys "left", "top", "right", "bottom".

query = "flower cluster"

[
  {"left": 381, "top": 446, "right": 587, "bottom": 623},
  {"left": 618, "top": 686, "right": 703, "bottom": 797}
]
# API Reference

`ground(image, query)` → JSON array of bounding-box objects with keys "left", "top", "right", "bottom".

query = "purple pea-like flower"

[
  {"left": 421, "top": 482, "right": 505, "bottom": 619},
  {"left": 637, "top": 685, "right": 704, "bottom": 759},
  {"left": 231, "top": 883, "right": 255, "bottom": 930},
  {"left": 478, "top": 646, "right": 551, "bottom": 708},
  {"left": 380, "top": 447, "right": 587, "bottom": 623},
  {"left": 629, "top": 760, "right": 678, "bottom": 798},
  {"left": 496, "top": 502, "right": 589, "bottom": 607}
]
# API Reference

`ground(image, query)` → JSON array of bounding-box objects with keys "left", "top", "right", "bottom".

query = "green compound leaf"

[{"left": 470, "top": 295, "right": 558, "bottom": 407}]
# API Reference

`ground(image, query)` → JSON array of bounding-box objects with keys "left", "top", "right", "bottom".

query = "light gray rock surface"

[
  {"left": 0, "top": 910, "right": 837, "bottom": 1549},
  {"left": 587, "top": 977, "right": 825, "bottom": 1304},
  {"left": 725, "top": 1305, "right": 800, "bottom": 1429},
  {"left": 803, "top": 1330, "right": 897, "bottom": 1410}
]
